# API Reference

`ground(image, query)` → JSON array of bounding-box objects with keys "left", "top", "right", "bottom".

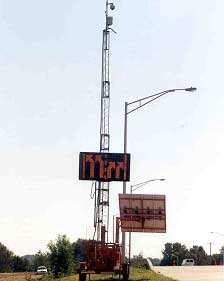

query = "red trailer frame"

[{"left": 77, "top": 218, "right": 129, "bottom": 281}]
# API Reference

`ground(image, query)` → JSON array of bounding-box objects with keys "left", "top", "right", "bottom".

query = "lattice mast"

[{"left": 95, "top": 0, "right": 115, "bottom": 242}]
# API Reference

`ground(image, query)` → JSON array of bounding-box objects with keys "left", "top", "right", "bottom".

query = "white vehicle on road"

[
  {"left": 37, "top": 265, "right": 48, "bottom": 274},
  {"left": 181, "top": 259, "right": 195, "bottom": 266}
]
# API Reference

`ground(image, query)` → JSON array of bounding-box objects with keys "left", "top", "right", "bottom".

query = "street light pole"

[
  {"left": 207, "top": 242, "right": 214, "bottom": 265},
  {"left": 121, "top": 87, "right": 197, "bottom": 263},
  {"left": 128, "top": 178, "right": 165, "bottom": 263},
  {"left": 122, "top": 102, "right": 128, "bottom": 264}
]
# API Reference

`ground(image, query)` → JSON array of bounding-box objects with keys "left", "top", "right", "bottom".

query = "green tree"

[
  {"left": 213, "top": 246, "right": 224, "bottom": 265},
  {"left": 131, "top": 253, "right": 150, "bottom": 269},
  {"left": 161, "top": 243, "right": 173, "bottom": 265},
  {"left": 172, "top": 242, "right": 188, "bottom": 265},
  {"left": 186, "top": 245, "right": 207, "bottom": 265},
  {"left": 0, "top": 242, "right": 14, "bottom": 272},
  {"left": 211, "top": 253, "right": 222, "bottom": 265},
  {"left": 220, "top": 245, "right": 224, "bottom": 255},
  {"left": 48, "top": 234, "right": 73, "bottom": 277},
  {"left": 33, "top": 251, "right": 50, "bottom": 271},
  {"left": 72, "top": 239, "right": 86, "bottom": 263},
  {"left": 12, "top": 256, "right": 31, "bottom": 272},
  {"left": 161, "top": 242, "right": 188, "bottom": 266}
]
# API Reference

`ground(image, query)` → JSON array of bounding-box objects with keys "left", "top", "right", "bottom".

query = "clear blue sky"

[{"left": 0, "top": 0, "right": 223, "bottom": 258}]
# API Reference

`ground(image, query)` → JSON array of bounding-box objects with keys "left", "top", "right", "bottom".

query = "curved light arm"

[
  {"left": 131, "top": 178, "right": 165, "bottom": 193},
  {"left": 127, "top": 87, "right": 197, "bottom": 115},
  {"left": 211, "top": 231, "right": 224, "bottom": 237}
]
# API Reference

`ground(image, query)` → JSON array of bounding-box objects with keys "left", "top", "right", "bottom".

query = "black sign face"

[{"left": 79, "top": 152, "right": 130, "bottom": 182}]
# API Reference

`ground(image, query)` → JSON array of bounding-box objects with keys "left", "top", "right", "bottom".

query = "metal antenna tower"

[{"left": 94, "top": 0, "right": 116, "bottom": 242}]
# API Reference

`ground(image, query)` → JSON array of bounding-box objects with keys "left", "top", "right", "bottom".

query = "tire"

[
  {"left": 79, "top": 273, "right": 86, "bottom": 281},
  {"left": 123, "top": 273, "right": 129, "bottom": 281}
]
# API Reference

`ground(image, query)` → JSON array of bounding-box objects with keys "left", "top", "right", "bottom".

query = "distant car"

[
  {"left": 37, "top": 265, "right": 48, "bottom": 274},
  {"left": 181, "top": 259, "right": 195, "bottom": 266}
]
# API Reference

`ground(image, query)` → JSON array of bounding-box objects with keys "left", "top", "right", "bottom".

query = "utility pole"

[{"left": 207, "top": 242, "right": 214, "bottom": 265}]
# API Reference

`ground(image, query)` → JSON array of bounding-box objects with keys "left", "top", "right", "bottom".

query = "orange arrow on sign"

[
  {"left": 85, "top": 154, "right": 95, "bottom": 178},
  {"left": 106, "top": 161, "right": 116, "bottom": 179}
]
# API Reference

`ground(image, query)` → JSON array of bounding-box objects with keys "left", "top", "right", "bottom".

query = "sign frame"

[
  {"left": 79, "top": 152, "right": 130, "bottom": 182},
  {"left": 119, "top": 194, "right": 166, "bottom": 233}
]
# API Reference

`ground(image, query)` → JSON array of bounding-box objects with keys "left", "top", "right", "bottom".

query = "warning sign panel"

[
  {"left": 79, "top": 152, "right": 130, "bottom": 182},
  {"left": 119, "top": 194, "right": 166, "bottom": 233}
]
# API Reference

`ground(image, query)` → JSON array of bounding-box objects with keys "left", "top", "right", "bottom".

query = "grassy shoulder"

[
  {"left": 47, "top": 267, "right": 176, "bottom": 281},
  {"left": 0, "top": 268, "right": 177, "bottom": 281},
  {"left": 129, "top": 267, "right": 177, "bottom": 281}
]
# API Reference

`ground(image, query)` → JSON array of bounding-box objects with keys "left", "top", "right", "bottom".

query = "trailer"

[
  {"left": 77, "top": 240, "right": 129, "bottom": 281},
  {"left": 77, "top": 218, "right": 129, "bottom": 281}
]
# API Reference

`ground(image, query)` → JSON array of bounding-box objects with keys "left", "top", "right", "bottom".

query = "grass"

[
  {"left": 129, "top": 268, "right": 177, "bottom": 281},
  {"left": 0, "top": 268, "right": 177, "bottom": 281},
  {"left": 79, "top": 268, "right": 177, "bottom": 281}
]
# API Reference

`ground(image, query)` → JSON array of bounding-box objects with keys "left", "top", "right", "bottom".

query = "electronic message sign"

[
  {"left": 79, "top": 152, "right": 130, "bottom": 182},
  {"left": 119, "top": 194, "right": 166, "bottom": 233}
]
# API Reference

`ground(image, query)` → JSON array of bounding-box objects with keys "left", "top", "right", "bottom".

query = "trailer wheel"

[
  {"left": 123, "top": 273, "right": 129, "bottom": 281},
  {"left": 79, "top": 273, "right": 86, "bottom": 281}
]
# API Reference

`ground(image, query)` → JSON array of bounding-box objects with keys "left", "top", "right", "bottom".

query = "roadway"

[{"left": 154, "top": 266, "right": 224, "bottom": 281}]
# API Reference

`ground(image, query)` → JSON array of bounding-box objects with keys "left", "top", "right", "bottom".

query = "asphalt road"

[{"left": 154, "top": 266, "right": 224, "bottom": 281}]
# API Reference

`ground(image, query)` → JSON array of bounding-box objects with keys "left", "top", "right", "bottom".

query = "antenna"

[{"left": 94, "top": 0, "right": 116, "bottom": 242}]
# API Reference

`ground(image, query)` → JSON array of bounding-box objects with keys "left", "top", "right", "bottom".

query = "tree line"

[
  {"left": 0, "top": 237, "right": 223, "bottom": 276},
  {"left": 130, "top": 242, "right": 224, "bottom": 268},
  {"left": 160, "top": 242, "right": 224, "bottom": 266},
  {"left": 0, "top": 235, "right": 86, "bottom": 277}
]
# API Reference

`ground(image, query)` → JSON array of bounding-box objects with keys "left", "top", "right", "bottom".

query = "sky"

[{"left": 0, "top": 0, "right": 224, "bottom": 259}]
